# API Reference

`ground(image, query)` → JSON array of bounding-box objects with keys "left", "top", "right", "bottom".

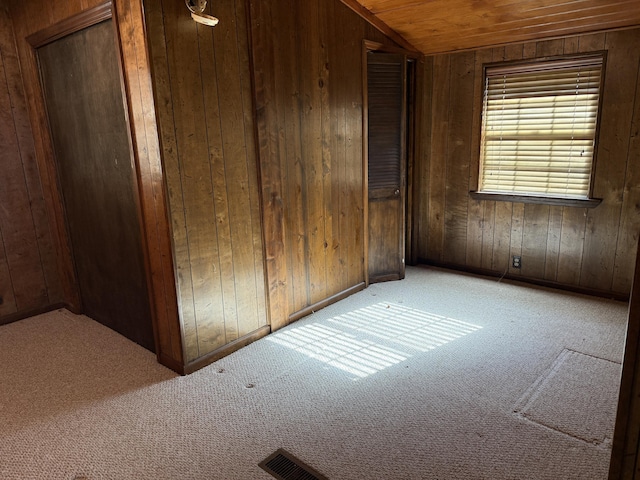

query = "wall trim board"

[
  {"left": 157, "top": 352, "right": 185, "bottom": 376},
  {"left": 0, "top": 303, "right": 66, "bottom": 327},
  {"left": 288, "top": 282, "right": 366, "bottom": 324},
  {"left": 26, "top": 2, "right": 112, "bottom": 48},
  {"left": 417, "top": 259, "right": 629, "bottom": 302},
  {"left": 183, "top": 325, "right": 271, "bottom": 375}
]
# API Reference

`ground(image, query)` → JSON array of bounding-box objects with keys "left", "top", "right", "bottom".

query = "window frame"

[{"left": 470, "top": 52, "right": 607, "bottom": 208}]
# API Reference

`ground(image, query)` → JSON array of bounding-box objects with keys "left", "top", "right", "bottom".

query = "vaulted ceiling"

[{"left": 343, "top": 0, "right": 640, "bottom": 54}]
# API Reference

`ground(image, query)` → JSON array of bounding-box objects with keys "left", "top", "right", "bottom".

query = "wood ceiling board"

[
  {"left": 349, "top": 0, "right": 640, "bottom": 54},
  {"left": 409, "top": 15, "right": 640, "bottom": 53},
  {"left": 410, "top": 7, "right": 640, "bottom": 46}
]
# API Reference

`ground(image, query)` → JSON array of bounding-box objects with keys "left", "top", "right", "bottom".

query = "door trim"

[
  {"left": 26, "top": 2, "right": 112, "bottom": 48},
  {"left": 362, "top": 40, "right": 419, "bottom": 285}
]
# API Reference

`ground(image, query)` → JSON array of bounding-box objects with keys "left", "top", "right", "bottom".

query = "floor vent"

[{"left": 259, "top": 448, "right": 328, "bottom": 480}]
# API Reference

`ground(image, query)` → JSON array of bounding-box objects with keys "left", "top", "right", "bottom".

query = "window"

[{"left": 476, "top": 55, "right": 604, "bottom": 205}]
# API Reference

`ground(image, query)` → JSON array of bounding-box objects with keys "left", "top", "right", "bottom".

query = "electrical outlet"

[{"left": 512, "top": 255, "right": 521, "bottom": 269}]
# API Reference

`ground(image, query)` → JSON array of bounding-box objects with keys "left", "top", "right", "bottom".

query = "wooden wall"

[
  {"left": 249, "top": 0, "right": 399, "bottom": 329},
  {"left": 417, "top": 29, "right": 640, "bottom": 298},
  {"left": 0, "top": 5, "right": 63, "bottom": 323},
  {"left": 144, "top": 0, "right": 269, "bottom": 366},
  {"left": 7, "top": 0, "right": 184, "bottom": 371}
]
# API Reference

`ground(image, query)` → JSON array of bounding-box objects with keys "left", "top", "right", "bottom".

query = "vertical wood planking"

[
  {"left": 301, "top": 0, "right": 328, "bottom": 305},
  {"left": 544, "top": 206, "right": 564, "bottom": 281},
  {"left": 0, "top": 5, "right": 58, "bottom": 320},
  {"left": 0, "top": 17, "right": 19, "bottom": 316},
  {"left": 343, "top": 5, "right": 366, "bottom": 290},
  {"left": 581, "top": 29, "right": 640, "bottom": 291},
  {"left": 417, "top": 56, "right": 433, "bottom": 258},
  {"left": 251, "top": 0, "right": 389, "bottom": 326},
  {"left": 206, "top": 0, "right": 242, "bottom": 342},
  {"left": 492, "top": 199, "right": 513, "bottom": 274},
  {"left": 612, "top": 33, "right": 640, "bottom": 294},
  {"left": 319, "top": 0, "right": 336, "bottom": 296},
  {"left": 276, "top": 0, "right": 308, "bottom": 314},
  {"left": 0, "top": 32, "right": 46, "bottom": 311},
  {"left": 249, "top": 0, "right": 289, "bottom": 330},
  {"left": 166, "top": 1, "right": 225, "bottom": 358},
  {"left": 0, "top": 226, "right": 17, "bottom": 316},
  {"left": 328, "top": 0, "right": 348, "bottom": 292},
  {"left": 443, "top": 50, "right": 474, "bottom": 265},
  {"left": 0, "top": 7, "right": 63, "bottom": 308},
  {"left": 217, "top": 0, "right": 262, "bottom": 339},
  {"left": 236, "top": 0, "right": 269, "bottom": 331},
  {"left": 145, "top": 0, "right": 267, "bottom": 363},
  {"left": 426, "top": 54, "right": 450, "bottom": 263},
  {"left": 481, "top": 202, "right": 496, "bottom": 270},
  {"left": 520, "top": 204, "right": 549, "bottom": 278},
  {"left": 508, "top": 202, "right": 525, "bottom": 276},
  {"left": 199, "top": 3, "right": 238, "bottom": 350}
]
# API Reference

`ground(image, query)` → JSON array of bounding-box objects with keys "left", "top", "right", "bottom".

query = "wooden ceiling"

[{"left": 342, "top": 0, "right": 640, "bottom": 54}]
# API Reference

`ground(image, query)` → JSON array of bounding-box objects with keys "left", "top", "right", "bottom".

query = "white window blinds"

[{"left": 479, "top": 55, "right": 603, "bottom": 199}]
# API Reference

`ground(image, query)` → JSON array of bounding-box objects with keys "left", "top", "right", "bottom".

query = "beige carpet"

[{"left": 0, "top": 266, "right": 627, "bottom": 479}]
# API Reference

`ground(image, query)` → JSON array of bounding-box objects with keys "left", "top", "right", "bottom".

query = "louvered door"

[{"left": 367, "top": 52, "right": 407, "bottom": 283}]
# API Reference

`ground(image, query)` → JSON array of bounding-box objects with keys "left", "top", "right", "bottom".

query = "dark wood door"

[
  {"left": 38, "top": 19, "right": 155, "bottom": 351},
  {"left": 367, "top": 52, "right": 407, "bottom": 283}
]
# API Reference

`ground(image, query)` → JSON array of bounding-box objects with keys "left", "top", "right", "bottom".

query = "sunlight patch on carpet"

[
  {"left": 267, "top": 303, "right": 482, "bottom": 379},
  {"left": 328, "top": 303, "right": 483, "bottom": 352}
]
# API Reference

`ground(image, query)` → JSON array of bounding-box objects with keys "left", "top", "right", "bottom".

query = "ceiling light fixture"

[{"left": 185, "top": 0, "right": 219, "bottom": 27}]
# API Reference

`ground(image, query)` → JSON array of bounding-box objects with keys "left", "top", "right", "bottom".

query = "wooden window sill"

[{"left": 469, "top": 191, "right": 602, "bottom": 208}]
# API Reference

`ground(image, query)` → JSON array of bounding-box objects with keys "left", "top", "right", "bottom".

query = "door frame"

[
  {"left": 26, "top": 2, "right": 164, "bottom": 359},
  {"left": 22, "top": 0, "right": 183, "bottom": 372},
  {"left": 362, "top": 40, "right": 422, "bottom": 286}
]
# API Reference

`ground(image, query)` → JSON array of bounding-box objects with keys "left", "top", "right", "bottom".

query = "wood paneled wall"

[
  {"left": 417, "top": 29, "right": 640, "bottom": 298},
  {"left": 7, "top": 0, "right": 184, "bottom": 371},
  {"left": 249, "top": 0, "right": 398, "bottom": 329},
  {"left": 144, "top": 0, "right": 268, "bottom": 366},
  {"left": 0, "top": 5, "right": 63, "bottom": 323}
]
